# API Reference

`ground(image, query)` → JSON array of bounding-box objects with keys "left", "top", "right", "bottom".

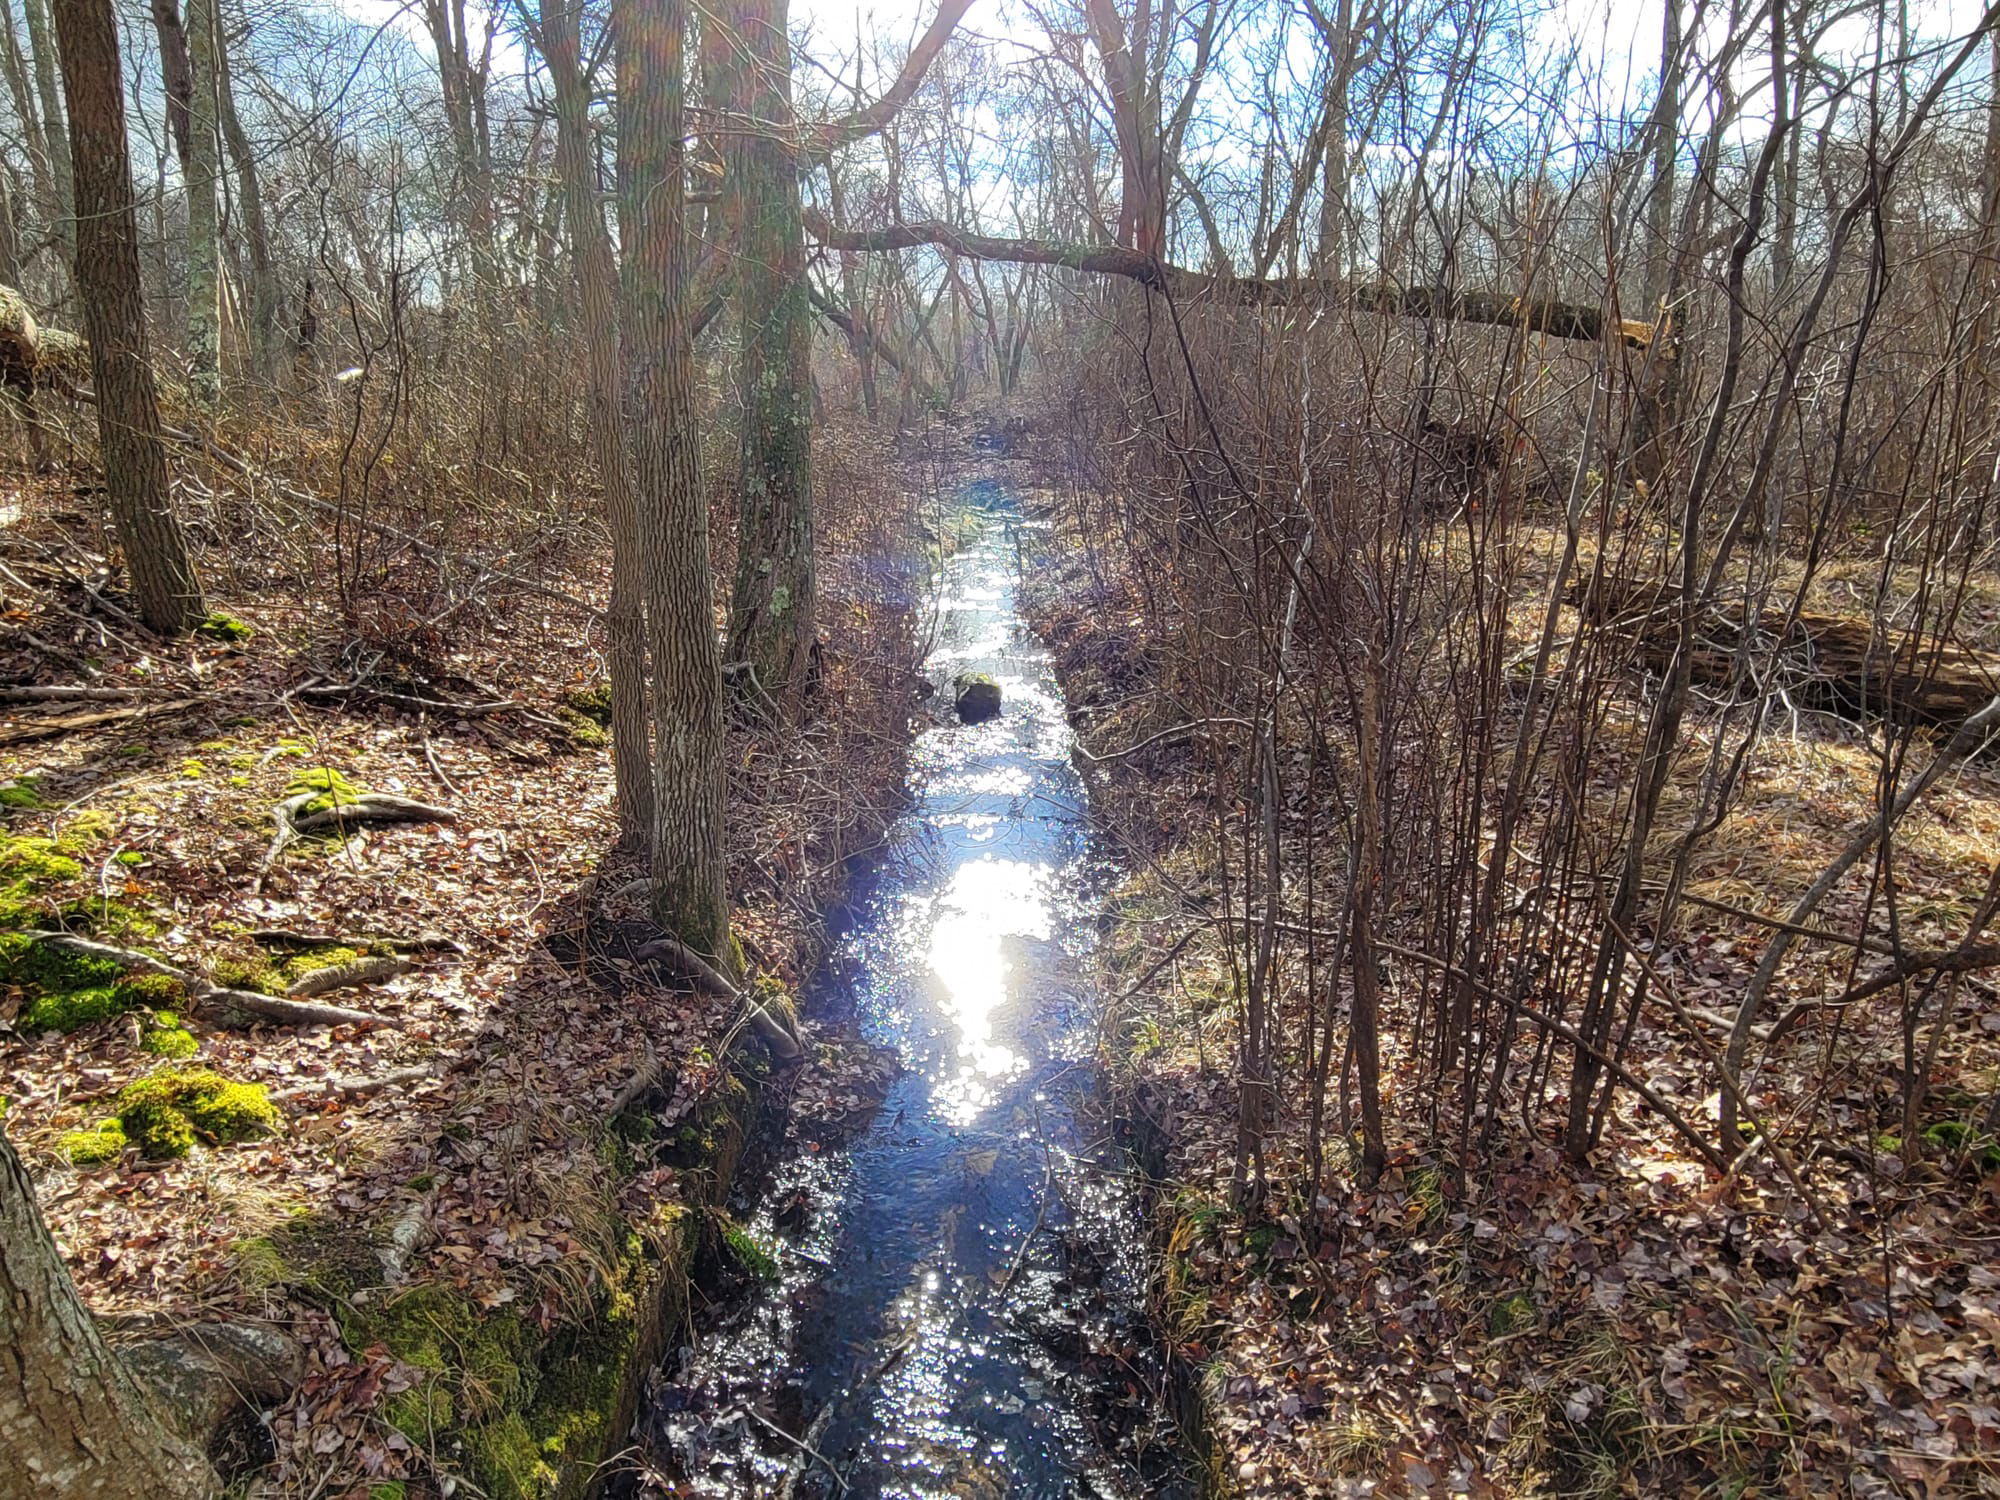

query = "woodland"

[{"left": 1, "top": 0, "right": 1999, "bottom": 1493}]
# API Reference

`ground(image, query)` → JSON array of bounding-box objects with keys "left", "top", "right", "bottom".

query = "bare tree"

[{"left": 55, "top": 0, "right": 208, "bottom": 633}]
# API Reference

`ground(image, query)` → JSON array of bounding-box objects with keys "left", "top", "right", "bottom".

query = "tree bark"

[
  {"left": 0, "top": 1132, "right": 215, "bottom": 1497},
  {"left": 22, "top": 0, "right": 69, "bottom": 255},
  {"left": 55, "top": 0, "right": 208, "bottom": 633},
  {"left": 0, "top": 0, "right": 56, "bottom": 253},
  {"left": 146, "top": 0, "right": 192, "bottom": 165},
  {"left": 183, "top": 0, "right": 219, "bottom": 409},
  {"left": 542, "top": 0, "right": 652, "bottom": 843},
  {"left": 716, "top": 0, "right": 816, "bottom": 704},
  {"left": 614, "top": 0, "right": 730, "bottom": 959},
  {"left": 215, "top": 20, "right": 277, "bottom": 383}
]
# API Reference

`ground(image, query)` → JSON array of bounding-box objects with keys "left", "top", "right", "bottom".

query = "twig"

[
  {"left": 271, "top": 1064, "right": 435, "bottom": 1104},
  {"left": 731, "top": 1404, "right": 850, "bottom": 1494},
  {"left": 0, "top": 684, "right": 134, "bottom": 702}
]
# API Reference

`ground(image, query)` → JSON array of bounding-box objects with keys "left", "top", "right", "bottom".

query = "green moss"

[
  {"left": 274, "top": 944, "right": 363, "bottom": 982},
  {"left": 224, "top": 714, "right": 260, "bottom": 728},
  {"left": 353, "top": 1285, "right": 529, "bottom": 1422},
  {"left": 114, "top": 849, "right": 144, "bottom": 866},
  {"left": 179, "top": 758, "right": 206, "bottom": 779},
  {"left": 141, "top": 1013, "right": 198, "bottom": 1058},
  {"left": 564, "top": 682, "right": 614, "bottom": 726},
  {"left": 20, "top": 984, "right": 124, "bottom": 1032},
  {"left": 210, "top": 946, "right": 285, "bottom": 995},
  {"left": 232, "top": 1234, "right": 291, "bottom": 1290},
  {"left": 1490, "top": 1291, "right": 1538, "bottom": 1336},
  {"left": 61, "top": 1118, "right": 127, "bottom": 1166},
  {"left": 720, "top": 1216, "right": 778, "bottom": 1280},
  {"left": 118, "top": 972, "right": 186, "bottom": 1008},
  {"left": 370, "top": 1485, "right": 408, "bottom": 1500},
  {"left": 555, "top": 708, "right": 608, "bottom": 749},
  {"left": 57, "top": 812, "right": 113, "bottom": 852},
  {"left": 114, "top": 1068, "right": 281, "bottom": 1158},
  {"left": 0, "top": 775, "right": 44, "bottom": 810},
  {"left": 751, "top": 974, "right": 798, "bottom": 1031},
  {"left": 0, "top": 833, "right": 84, "bottom": 927},
  {"left": 285, "top": 766, "right": 363, "bottom": 815},
  {"left": 465, "top": 1411, "right": 555, "bottom": 1500},
  {"left": 195, "top": 611, "right": 254, "bottom": 643},
  {"left": 382, "top": 1382, "right": 454, "bottom": 1444}
]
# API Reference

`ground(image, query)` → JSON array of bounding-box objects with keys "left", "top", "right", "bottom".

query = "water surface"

[{"left": 639, "top": 492, "right": 1188, "bottom": 1498}]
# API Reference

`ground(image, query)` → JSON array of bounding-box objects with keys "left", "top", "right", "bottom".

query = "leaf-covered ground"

[
  {"left": 1019, "top": 491, "right": 2000, "bottom": 1499},
  {"left": 1, "top": 430, "right": 926, "bottom": 1494}
]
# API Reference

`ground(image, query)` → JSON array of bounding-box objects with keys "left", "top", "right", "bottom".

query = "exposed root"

[
  {"left": 19, "top": 932, "right": 405, "bottom": 1032},
  {"left": 269, "top": 1064, "right": 435, "bottom": 1104},
  {"left": 285, "top": 955, "right": 412, "bottom": 998},
  {"left": 633, "top": 935, "right": 803, "bottom": 1063},
  {"left": 249, "top": 929, "right": 465, "bottom": 956},
  {"left": 290, "top": 793, "right": 456, "bottom": 835}
]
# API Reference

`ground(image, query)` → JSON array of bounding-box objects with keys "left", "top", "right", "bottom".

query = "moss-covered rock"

[
  {"left": 195, "top": 611, "right": 254, "bottom": 643},
  {"left": 0, "top": 774, "right": 44, "bottom": 810},
  {"left": 286, "top": 766, "right": 363, "bottom": 815},
  {"left": 62, "top": 1118, "right": 128, "bottom": 1166},
  {"left": 953, "top": 671, "right": 1003, "bottom": 723},
  {"left": 112, "top": 1068, "right": 281, "bottom": 1158}
]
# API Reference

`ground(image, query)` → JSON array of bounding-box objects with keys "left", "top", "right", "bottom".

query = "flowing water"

[{"left": 635, "top": 487, "right": 1191, "bottom": 1498}]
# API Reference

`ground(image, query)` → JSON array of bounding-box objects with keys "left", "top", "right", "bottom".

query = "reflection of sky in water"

[
  {"left": 648, "top": 510, "right": 1176, "bottom": 1499},
  {"left": 926, "top": 857, "right": 1049, "bottom": 1125}
]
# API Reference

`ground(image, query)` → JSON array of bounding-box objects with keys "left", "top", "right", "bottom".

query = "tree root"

[
  {"left": 291, "top": 793, "right": 456, "bottom": 835},
  {"left": 256, "top": 789, "right": 457, "bottom": 892},
  {"left": 270, "top": 1064, "right": 435, "bottom": 1104},
  {"left": 633, "top": 935, "right": 803, "bottom": 1062},
  {"left": 249, "top": 928, "right": 465, "bottom": 956},
  {"left": 19, "top": 932, "right": 404, "bottom": 1031},
  {"left": 286, "top": 955, "right": 412, "bottom": 997}
]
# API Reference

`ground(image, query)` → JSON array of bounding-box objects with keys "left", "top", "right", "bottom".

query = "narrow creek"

[{"left": 634, "top": 484, "right": 1193, "bottom": 1498}]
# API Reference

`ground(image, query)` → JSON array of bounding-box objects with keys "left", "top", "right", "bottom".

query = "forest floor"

[
  {"left": 0, "top": 431, "right": 928, "bottom": 1496},
  {"left": 1018, "top": 486, "right": 2000, "bottom": 1498}
]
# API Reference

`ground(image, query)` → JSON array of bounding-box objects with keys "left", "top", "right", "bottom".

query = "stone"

[{"left": 953, "top": 673, "right": 1001, "bottom": 723}]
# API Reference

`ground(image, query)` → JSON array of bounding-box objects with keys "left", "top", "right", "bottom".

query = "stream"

[{"left": 633, "top": 485, "right": 1192, "bottom": 1498}]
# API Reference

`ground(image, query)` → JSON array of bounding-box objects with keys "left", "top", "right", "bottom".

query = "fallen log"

[
  {"left": 1571, "top": 576, "right": 2000, "bottom": 734},
  {"left": 0, "top": 697, "right": 202, "bottom": 745}
]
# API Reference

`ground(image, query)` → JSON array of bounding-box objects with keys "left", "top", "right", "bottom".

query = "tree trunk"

[
  {"left": 147, "top": 0, "right": 192, "bottom": 165},
  {"left": 22, "top": 0, "right": 69, "bottom": 255},
  {"left": 614, "top": 0, "right": 731, "bottom": 959},
  {"left": 0, "top": 0, "right": 56, "bottom": 255},
  {"left": 1645, "top": 0, "right": 1681, "bottom": 306},
  {"left": 0, "top": 1133, "right": 215, "bottom": 1497},
  {"left": 183, "top": 0, "right": 219, "bottom": 409},
  {"left": 717, "top": 0, "right": 816, "bottom": 705},
  {"left": 543, "top": 0, "right": 652, "bottom": 843},
  {"left": 215, "top": 22, "right": 277, "bottom": 384},
  {"left": 55, "top": 0, "right": 208, "bottom": 634}
]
